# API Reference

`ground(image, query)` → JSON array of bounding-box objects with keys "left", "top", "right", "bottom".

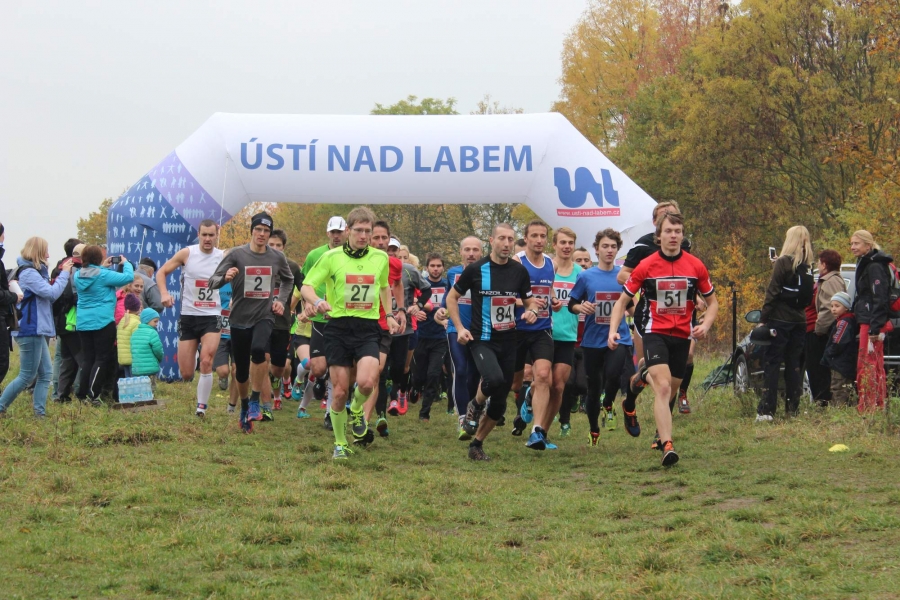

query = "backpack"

[
  {"left": 780, "top": 263, "right": 815, "bottom": 309},
  {"left": 888, "top": 262, "right": 900, "bottom": 318}
]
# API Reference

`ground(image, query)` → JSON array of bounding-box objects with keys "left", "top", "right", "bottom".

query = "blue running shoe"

[
  {"left": 545, "top": 438, "right": 558, "bottom": 450},
  {"left": 520, "top": 399, "right": 533, "bottom": 424},
  {"left": 292, "top": 376, "right": 305, "bottom": 401},
  {"left": 248, "top": 400, "right": 262, "bottom": 421},
  {"left": 296, "top": 407, "right": 310, "bottom": 419},
  {"left": 239, "top": 409, "right": 253, "bottom": 434},
  {"left": 526, "top": 429, "right": 546, "bottom": 450}
]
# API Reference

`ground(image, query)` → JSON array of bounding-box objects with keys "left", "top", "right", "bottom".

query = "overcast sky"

[{"left": 0, "top": 0, "right": 588, "bottom": 262}]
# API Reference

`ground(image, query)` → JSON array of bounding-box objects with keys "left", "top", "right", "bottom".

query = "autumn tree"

[{"left": 76, "top": 197, "right": 114, "bottom": 245}]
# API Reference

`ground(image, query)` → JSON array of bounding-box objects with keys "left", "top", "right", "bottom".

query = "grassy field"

[{"left": 2, "top": 349, "right": 900, "bottom": 599}]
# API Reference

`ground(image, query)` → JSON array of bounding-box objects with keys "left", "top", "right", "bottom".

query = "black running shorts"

[
  {"left": 515, "top": 329, "right": 554, "bottom": 371},
  {"left": 324, "top": 317, "right": 381, "bottom": 368},
  {"left": 642, "top": 333, "right": 691, "bottom": 379}
]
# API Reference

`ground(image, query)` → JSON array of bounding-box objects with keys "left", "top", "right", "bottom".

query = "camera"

[{"left": 110, "top": 256, "right": 121, "bottom": 265}]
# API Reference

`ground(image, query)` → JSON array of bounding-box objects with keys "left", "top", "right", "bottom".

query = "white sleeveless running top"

[{"left": 181, "top": 245, "right": 225, "bottom": 316}]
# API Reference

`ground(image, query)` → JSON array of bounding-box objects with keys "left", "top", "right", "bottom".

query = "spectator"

[
  {"left": 117, "top": 293, "right": 142, "bottom": 377},
  {"left": 757, "top": 226, "right": 813, "bottom": 420},
  {"left": 804, "top": 249, "right": 847, "bottom": 406},
  {"left": 114, "top": 272, "right": 145, "bottom": 324},
  {"left": 73, "top": 246, "right": 134, "bottom": 405},
  {"left": 50, "top": 237, "right": 82, "bottom": 400},
  {"left": 849, "top": 230, "right": 893, "bottom": 413},
  {"left": 136, "top": 258, "right": 164, "bottom": 313},
  {"left": 131, "top": 308, "right": 163, "bottom": 380},
  {"left": 53, "top": 243, "right": 84, "bottom": 403},
  {"left": 0, "top": 222, "right": 23, "bottom": 391},
  {"left": 0, "top": 237, "right": 71, "bottom": 417},
  {"left": 822, "top": 292, "right": 857, "bottom": 406}
]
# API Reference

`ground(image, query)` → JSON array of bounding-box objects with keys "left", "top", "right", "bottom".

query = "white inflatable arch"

[{"left": 107, "top": 112, "right": 656, "bottom": 380}]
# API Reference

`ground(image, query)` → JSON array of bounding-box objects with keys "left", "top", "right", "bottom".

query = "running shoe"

[
  {"left": 296, "top": 407, "right": 310, "bottom": 419},
  {"left": 261, "top": 407, "right": 274, "bottom": 422},
  {"left": 409, "top": 389, "right": 420, "bottom": 405},
  {"left": 678, "top": 389, "right": 691, "bottom": 414},
  {"left": 755, "top": 414, "right": 773, "bottom": 423},
  {"left": 629, "top": 360, "right": 649, "bottom": 395},
  {"left": 313, "top": 377, "right": 327, "bottom": 401},
  {"left": 496, "top": 415, "right": 506, "bottom": 427},
  {"left": 661, "top": 441, "right": 679, "bottom": 467},
  {"left": 292, "top": 376, "right": 305, "bottom": 401},
  {"left": 526, "top": 428, "right": 547, "bottom": 450},
  {"left": 282, "top": 379, "right": 292, "bottom": 400},
  {"left": 588, "top": 431, "right": 600, "bottom": 447},
  {"left": 324, "top": 413, "right": 333, "bottom": 431},
  {"left": 468, "top": 444, "right": 491, "bottom": 461},
  {"left": 387, "top": 399, "right": 400, "bottom": 416},
  {"left": 350, "top": 408, "right": 368, "bottom": 439},
  {"left": 511, "top": 415, "right": 526, "bottom": 436},
  {"left": 248, "top": 400, "right": 263, "bottom": 421},
  {"left": 544, "top": 436, "right": 558, "bottom": 450},
  {"left": 196, "top": 403, "right": 207, "bottom": 417},
  {"left": 622, "top": 404, "right": 641, "bottom": 437},
  {"left": 560, "top": 423, "right": 571, "bottom": 437},
  {"left": 520, "top": 387, "right": 534, "bottom": 423},
  {"left": 227, "top": 403, "right": 236, "bottom": 414},
  {"left": 605, "top": 407, "right": 617, "bottom": 431},
  {"left": 376, "top": 415, "right": 389, "bottom": 437},
  {"left": 353, "top": 429, "right": 375, "bottom": 447},
  {"left": 650, "top": 434, "right": 662, "bottom": 451},
  {"left": 320, "top": 399, "right": 327, "bottom": 410},
  {"left": 463, "top": 400, "right": 485, "bottom": 436},
  {"left": 218, "top": 376, "right": 228, "bottom": 391},
  {"left": 599, "top": 406, "right": 608, "bottom": 428},
  {"left": 458, "top": 424, "right": 472, "bottom": 441},
  {"left": 240, "top": 409, "right": 253, "bottom": 434},
  {"left": 333, "top": 444, "right": 353, "bottom": 460},
  {"left": 273, "top": 399, "right": 282, "bottom": 411},
  {"left": 397, "top": 392, "right": 409, "bottom": 416}
]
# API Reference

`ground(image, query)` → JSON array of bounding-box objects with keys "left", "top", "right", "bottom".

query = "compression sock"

[
  {"left": 325, "top": 380, "right": 334, "bottom": 412},
  {"left": 300, "top": 379, "right": 314, "bottom": 409},
  {"left": 669, "top": 394, "right": 677, "bottom": 414},
  {"left": 250, "top": 390, "right": 260, "bottom": 403},
  {"left": 681, "top": 362, "right": 694, "bottom": 392},
  {"left": 241, "top": 397, "right": 250, "bottom": 412},
  {"left": 350, "top": 386, "right": 367, "bottom": 413},
  {"left": 331, "top": 408, "right": 349, "bottom": 446},
  {"left": 197, "top": 373, "right": 213, "bottom": 408},
  {"left": 623, "top": 389, "right": 638, "bottom": 413}
]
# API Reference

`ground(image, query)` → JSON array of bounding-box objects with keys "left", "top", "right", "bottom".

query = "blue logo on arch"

[{"left": 553, "top": 167, "right": 620, "bottom": 208}]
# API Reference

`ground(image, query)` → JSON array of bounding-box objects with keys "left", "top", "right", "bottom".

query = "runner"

[
  {"left": 557, "top": 246, "right": 593, "bottom": 433},
  {"left": 263, "top": 229, "right": 303, "bottom": 418},
  {"left": 513, "top": 219, "right": 560, "bottom": 450},
  {"left": 300, "top": 207, "right": 401, "bottom": 459},
  {"left": 156, "top": 219, "right": 225, "bottom": 417},
  {"left": 412, "top": 252, "right": 448, "bottom": 421},
  {"left": 212, "top": 280, "right": 239, "bottom": 412},
  {"left": 208, "top": 212, "right": 294, "bottom": 432},
  {"left": 362, "top": 222, "right": 405, "bottom": 439},
  {"left": 547, "top": 227, "right": 582, "bottom": 440},
  {"left": 300, "top": 216, "right": 346, "bottom": 429},
  {"left": 438, "top": 236, "right": 484, "bottom": 439},
  {"left": 608, "top": 212, "right": 718, "bottom": 466},
  {"left": 289, "top": 289, "right": 313, "bottom": 418},
  {"left": 568, "top": 229, "right": 635, "bottom": 446},
  {"left": 447, "top": 223, "right": 539, "bottom": 461}
]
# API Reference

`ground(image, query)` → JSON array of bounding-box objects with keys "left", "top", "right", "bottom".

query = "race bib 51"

[{"left": 656, "top": 278, "right": 689, "bottom": 315}]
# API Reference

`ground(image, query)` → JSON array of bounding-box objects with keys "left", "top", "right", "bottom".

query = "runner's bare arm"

[
  {"left": 607, "top": 293, "right": 631, "bottom": 349},
  {"left": 692, "top": 292, "right": 718, "bottom": 340},
  {"left": 616, "top": 266, "right": 633, "bottom": 286},
  {"left": 156, "top": 247, "right": 191, "bottom": 307}
]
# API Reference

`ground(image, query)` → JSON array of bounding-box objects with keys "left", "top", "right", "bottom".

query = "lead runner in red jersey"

[{"left": 607, "top": 212, "right": 718, "bottom": 466}]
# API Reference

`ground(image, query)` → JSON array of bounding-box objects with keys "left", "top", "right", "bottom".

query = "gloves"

[
  {"left": 868, "top": 340, "right": 875, "bottom": 354},
  {"left": 877, "top": 333, "right": 886, "bottom": 342}
]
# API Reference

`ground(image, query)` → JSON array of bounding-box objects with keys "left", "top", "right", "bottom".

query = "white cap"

[
  {"left": 326, "top": 216, "right": 347, "bottom": 232},
  {"left": 388, "top": 237, "right": 401, "bottom": 249}
]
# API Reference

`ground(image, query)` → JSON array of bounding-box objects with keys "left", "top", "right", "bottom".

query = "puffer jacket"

[
  {"left": 852, "top": 249, "right": 893, "bottom": 336},
  {"left": 130, "top": 323, "right": 163, "bottom": 376},
  {"left": 74, "top": 262, "right": 134, "bottom": 332},
  {"left": 116, "top": 313, "right": 140, "bottom": 366},
  {"left": 14, "top": 257, "right": 69, "bottom": 337}
]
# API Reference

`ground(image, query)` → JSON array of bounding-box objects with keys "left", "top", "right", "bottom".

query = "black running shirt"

[{"left": 453, "top": 257, "right": 533, "bottom": 342}]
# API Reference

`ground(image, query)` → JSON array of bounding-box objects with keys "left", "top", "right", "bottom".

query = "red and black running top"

[{"left": 623, "top": 250, "right": 714, "bottom": 339}]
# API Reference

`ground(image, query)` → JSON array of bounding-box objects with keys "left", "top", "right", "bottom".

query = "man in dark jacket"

[{"left": 0, "top": 222, "right": 23, "bottom": 391}]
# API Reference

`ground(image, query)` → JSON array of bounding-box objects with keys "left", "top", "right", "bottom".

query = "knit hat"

[
  {"left": 124, "top": 293, "right": 141, "bottom": 313},
  {"left": 140, "top": 307, "right": 160, "bottom": 324},
  {"left": 250, "top": 212, "right": 274, "bottom": 232},
  {"left": 831, "top": 291, "right": 852, "bottom": 310}
]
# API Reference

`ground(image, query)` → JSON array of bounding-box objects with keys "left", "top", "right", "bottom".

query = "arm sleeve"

[
  {"left": 20, "top": 269, "right": 69, "bottom": 301},
  {"left": 208, "top": 252, "right": 237, "bottom": 290},
  {"left": 760, "top": 257, "right": 789, "bottom": 323},
  {"left": 103, "top": 262, "right": 135, "bottom": 288},
  {"left": 276, "top": 256, "right": 294, "bottom": 306},
  {"left": 143, "top": 285, "right": 164, "bottom": 313},
  {"left": 623, "top": 262, "right": 647, "bottom": 297}
]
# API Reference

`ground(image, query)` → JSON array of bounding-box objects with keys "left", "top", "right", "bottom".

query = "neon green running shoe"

[
  {"left": 605, "top": 407, "right": 617, "bottom": 431},
  {"left": 333, "top": 445, "right": 354, "bottom": 460},
  {"left": 559, "top": 423, "right": 571, "bottom": 437},
  {"left": 458, "top": 424, "right": 472, "bottom": 441}
]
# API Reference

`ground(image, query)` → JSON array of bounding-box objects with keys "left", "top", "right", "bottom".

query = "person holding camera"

[
  {"left": 73, "top": 246, "right": 134, "bottom": 405},
  {"left": 757, "top": 226, "right": 813, "bottom": 421}
]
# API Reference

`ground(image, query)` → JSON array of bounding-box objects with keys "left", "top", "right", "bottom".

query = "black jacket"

[
  {"left": 852, "top": 249, "right": 893, "bottom": 336},
  {"left": 822, "top": 312, "right": 857, "bottom": 380},
  {"left": 761, "top": 255, "right": 807, "bottom": 324},
  {"left": 0, "top": 247, "right": 19, "bottom": 320}
]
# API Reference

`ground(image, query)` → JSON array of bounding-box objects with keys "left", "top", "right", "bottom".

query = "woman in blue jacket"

[
  {"left": 73, "top": 246, "right": 134, "bottom": 404},
  {"left": 0, "top": 237, "right": 72, "bottom": 417}
]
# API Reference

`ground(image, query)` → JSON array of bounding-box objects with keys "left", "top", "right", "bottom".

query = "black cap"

[{"left": 251, "top": 212, "right": 274, "bottom": 232}]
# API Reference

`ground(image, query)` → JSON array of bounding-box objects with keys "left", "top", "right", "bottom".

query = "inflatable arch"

[{"left": 107, "top": 112, "right": 657, "bottom": 380}]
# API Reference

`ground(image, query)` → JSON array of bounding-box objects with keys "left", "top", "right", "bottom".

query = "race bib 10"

[
  {"left": 490, "top": 296, "right": 516, "bottom": 331},
  {"left": 594, "top": 291, "right": 620, "bottom": 324},
  {"left": 553, "top": 281, "right": 574, "bottom": 304},
  {"left": 220, "top": 309, "right": 230, "bottom": 336},
  {"left": 345, "top": 274, "right": 375, "bottom": 310},
  {"left": 244, "top": 267, "right": 272, "bottom": 299},
  {"left": 656, "top": 278, "right": 689, "bottom": 315}
]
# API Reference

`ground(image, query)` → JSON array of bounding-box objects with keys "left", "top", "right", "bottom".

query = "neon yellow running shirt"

[{"left": 303, "top": 246, "right": 389, "bottom": 320}]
